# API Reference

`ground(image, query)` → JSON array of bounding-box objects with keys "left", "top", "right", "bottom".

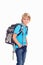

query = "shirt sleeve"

[{"left": 14, "top": 25, "right": 21, "bottom": 34}]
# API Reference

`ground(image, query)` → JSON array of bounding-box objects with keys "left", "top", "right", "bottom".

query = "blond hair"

[{"left": 22, "top": 13, "right": 31, "bottom": 21}]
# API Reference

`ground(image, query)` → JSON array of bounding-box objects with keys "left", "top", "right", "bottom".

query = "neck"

[{"left": 22, "top": 23, "right": 27, "bottom": 26}]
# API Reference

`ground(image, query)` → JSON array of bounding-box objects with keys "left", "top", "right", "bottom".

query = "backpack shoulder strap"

[{"left": 17, "top": 24, "right": 23, "bottom": 36}]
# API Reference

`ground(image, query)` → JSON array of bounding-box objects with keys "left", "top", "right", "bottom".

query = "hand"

[
  {"left": 18, "top": 44, "right": 22, "bottom": 48},
  {"left": 26, "top": 43, "right": 28, "bottom": 46}
]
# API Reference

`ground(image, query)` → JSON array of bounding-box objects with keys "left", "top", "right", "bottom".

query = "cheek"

[
  {"left": 22, "top": 20, "right": 25, "bottom": 23},
  {"left": 27, "top": 20, "right": 30, "bottom": 23}
]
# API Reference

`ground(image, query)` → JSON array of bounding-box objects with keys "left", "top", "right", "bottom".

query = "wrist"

[
  {"left": 26, "top": 43, "right": 28, "bottom": 46},
  {"left": 18, "top": 43, "right": 20, "bottom": 46}
]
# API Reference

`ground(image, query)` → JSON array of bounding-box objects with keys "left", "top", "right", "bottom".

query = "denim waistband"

[{"left": 15, "top": 45, "right": 27, "bottom": 51}]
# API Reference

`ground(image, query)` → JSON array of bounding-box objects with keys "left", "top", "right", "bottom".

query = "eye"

[
  {"left": 23, "top": 18, "right": 29, "bottom": 20},
  {"left": 23, "top": 19, "right": 26, "bottom": 20}
]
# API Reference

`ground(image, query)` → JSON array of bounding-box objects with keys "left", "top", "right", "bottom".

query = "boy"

[{"left": 13, "top": 13, "right": 31, "bottom": 65}]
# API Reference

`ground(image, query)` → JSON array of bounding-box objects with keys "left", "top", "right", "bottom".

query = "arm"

[{"left": 13, "top": 34, "right": 22, "bottom": 48}]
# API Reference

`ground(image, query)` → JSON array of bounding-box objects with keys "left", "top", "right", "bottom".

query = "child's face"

[{"left": 22, "top": 16, "right": 30, "bottom": 25}]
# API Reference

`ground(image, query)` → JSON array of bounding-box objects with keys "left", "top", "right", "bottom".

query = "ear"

[
  {"left": 21, "top": 19, "right": 22, "bottom": 21},
  {"left": 21, "top": 19, "right": 23, "bottom": 23}
]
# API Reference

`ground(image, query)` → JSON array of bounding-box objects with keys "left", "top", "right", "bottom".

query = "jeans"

[{"left": 15, "top": 46, "right": 27, "bottom": 65}]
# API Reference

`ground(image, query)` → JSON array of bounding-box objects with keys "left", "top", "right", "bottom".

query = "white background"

[{"left": 0, "top": 0, "right": 43, "bottom": 65}]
